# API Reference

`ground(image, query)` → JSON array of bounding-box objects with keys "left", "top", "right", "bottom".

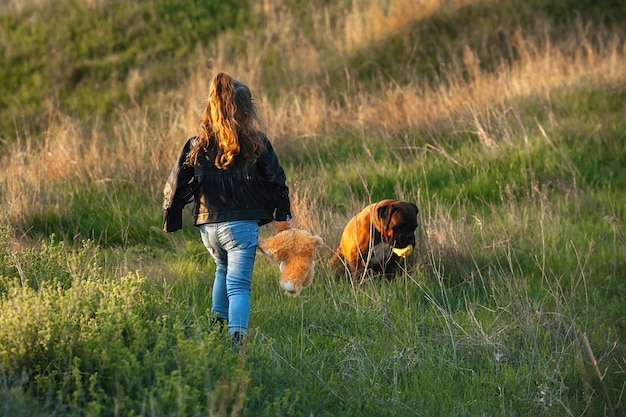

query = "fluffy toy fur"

[{"left": 259, "top": 224, "right": 324, "bottom": 297}]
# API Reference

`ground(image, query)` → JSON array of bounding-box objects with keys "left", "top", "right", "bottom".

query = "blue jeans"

[{"left": 199, "top": 220, "right": 259, "bottom": 337}]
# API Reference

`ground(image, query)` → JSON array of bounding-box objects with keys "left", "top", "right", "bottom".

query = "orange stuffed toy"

[{"left": 259, "top": 222, "right": 324, "bottom": 297}]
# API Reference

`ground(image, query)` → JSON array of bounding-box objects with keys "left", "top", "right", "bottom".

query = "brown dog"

[{"left": 332, "top": 199, "right": 419, "bottom": 280}]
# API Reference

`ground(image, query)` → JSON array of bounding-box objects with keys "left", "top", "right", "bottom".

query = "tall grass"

[
  {"left": 0, "top": 0, "right": 625, "bottom": 415},
  {"left": 2, "top": 1, "right": 625, "bottom": 230}
]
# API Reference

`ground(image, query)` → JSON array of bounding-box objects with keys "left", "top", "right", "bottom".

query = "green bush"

[{"left": 0, "top": 235, "right": 239, "bottom": 416}]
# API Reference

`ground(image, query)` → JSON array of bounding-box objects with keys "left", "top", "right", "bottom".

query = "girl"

[{"left": 162, "top": 72, "right": 292, "bottom": 347}]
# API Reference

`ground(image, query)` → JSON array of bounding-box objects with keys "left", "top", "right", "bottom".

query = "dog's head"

[{"left": 376, "top": 200, "right": 419, "bottom": 257}]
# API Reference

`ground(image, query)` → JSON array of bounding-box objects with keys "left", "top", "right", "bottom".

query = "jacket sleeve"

[
  {"left": 257, "top": 135, "right": 292, "bottom": 222},
  {"left": 162, "top": 138, "right": 196, "bottom": 232}
]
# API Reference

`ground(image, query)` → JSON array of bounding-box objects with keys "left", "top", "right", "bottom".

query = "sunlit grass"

[{"left": 0, "top": 0, "right": 624, "bottom": 416}]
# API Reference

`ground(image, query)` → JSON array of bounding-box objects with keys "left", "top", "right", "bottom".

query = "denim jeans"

[{"left": 199, "top": 220, "right": 259, "bottom": 337}]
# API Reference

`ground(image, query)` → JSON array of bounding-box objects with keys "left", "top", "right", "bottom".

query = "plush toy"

[{"left": 259, "top": 223, "right": 324, "bottom": 297}]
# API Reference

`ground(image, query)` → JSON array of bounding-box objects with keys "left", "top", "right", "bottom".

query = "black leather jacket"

[{"left": 162, "top": 133, "right": 291, "bottom": 232}]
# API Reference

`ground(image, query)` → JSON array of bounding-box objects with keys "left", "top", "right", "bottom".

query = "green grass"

[
  {"left": 3, "top": 83, "right": 624, "bottom": 416},
  {"left": 0, "top": 0, "right": 250, "bottom": 141},
  {"left": 1, "top": 0, "right": 625, "bottom": 416}
]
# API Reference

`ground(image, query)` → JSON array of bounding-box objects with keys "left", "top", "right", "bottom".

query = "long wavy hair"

[{"left": 186, "top": 72, "right": 264, "bottom": 168}]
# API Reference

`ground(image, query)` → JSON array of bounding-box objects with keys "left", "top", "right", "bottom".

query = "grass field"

[{"left": 1, "top": 0, "right": 625, "bottom": 416}]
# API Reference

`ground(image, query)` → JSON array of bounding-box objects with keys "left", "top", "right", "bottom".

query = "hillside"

[{"left": 0, "top": 0, "right": 625, "bottom": 416}]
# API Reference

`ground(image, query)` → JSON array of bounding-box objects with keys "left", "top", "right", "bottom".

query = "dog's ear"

[{"left": 377, "top": 204, "right": 393, "bottom": 229}]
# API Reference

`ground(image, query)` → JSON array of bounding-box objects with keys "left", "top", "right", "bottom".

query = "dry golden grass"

[
  {"left": 261, "top": 26, "right": 626, "bottom": 140},
  {"left": 307, "top": 0, "right": 477, "bottom": 56},
  {"left": 1, "top": 0, "right": 625, "bottom": 231},
  {"left": 1, "top": 0, "right": 108, "bottom": 12}
]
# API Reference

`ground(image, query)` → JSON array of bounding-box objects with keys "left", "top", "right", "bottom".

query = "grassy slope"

[
  {"left": 248, "top": 82, "right": 626, "bottom": 416},
  {"left": 1, "top": 0, "right": 625, "bottom": 416},
  {"left": 0, "top": 0, "right": 249, "bottom": 141}
]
